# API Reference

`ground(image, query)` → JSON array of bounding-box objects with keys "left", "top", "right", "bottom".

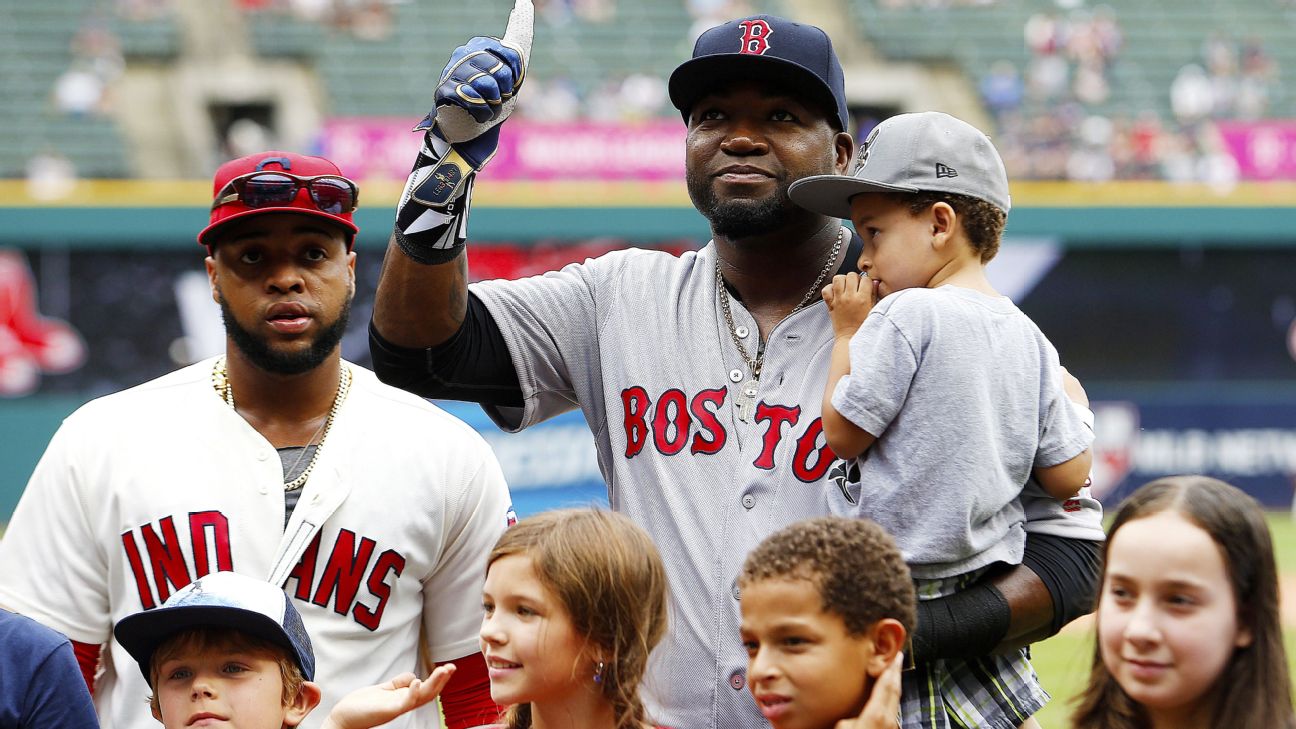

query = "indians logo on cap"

[{"left": 738, "top": 19, "right": 772, "bottom": 55}]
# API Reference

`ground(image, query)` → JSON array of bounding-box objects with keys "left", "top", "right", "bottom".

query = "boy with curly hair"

[{"left": 738, "top": 516, "right": 915, "bottom": 729}]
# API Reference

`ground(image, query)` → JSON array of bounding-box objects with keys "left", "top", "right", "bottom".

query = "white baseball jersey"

[
  {"left": 0, "top": 359, "right": 512, "bottom": 729},
  {"left": 472, "top": 240, "right": 1103, "bottom": 729}
]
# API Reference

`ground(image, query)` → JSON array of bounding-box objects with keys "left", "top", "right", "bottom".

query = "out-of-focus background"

[{"left": 1, "top": 0, "right": 1294, "bottom": 718}]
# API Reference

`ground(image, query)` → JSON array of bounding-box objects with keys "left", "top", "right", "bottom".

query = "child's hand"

[
  {"left": 322, "top": 665, "right": 456, "bottom": 729},
  {"left": 822, "top": 272, "right": 880, "bottom": 340},
  {"left": 834, "top": 652, "right": 902, "bottom": 728}
]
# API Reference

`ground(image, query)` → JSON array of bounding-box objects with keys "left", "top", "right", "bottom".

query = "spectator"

[
  {"left": 980, "top": 60, "right": 1023, "bottom": 118},
  {"left": 52, "top": 63, "right": 105, "bottom": 117},
  {"left": 1171, "top": 64, "right": 1214, "bottom": 124}
]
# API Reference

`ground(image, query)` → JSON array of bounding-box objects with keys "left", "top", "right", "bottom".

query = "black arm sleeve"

[
  {"left": 1020, "top": 530, "right": 1103, "bottom": 634},
  {"left": 368, "top": 292, "right": 525, "bottom": 407},
  {"left": 910, "top": 576, "right": 1011, "bottom": 663},
  {"left": 910, "top": 531, "right": 1102, "bottom": 663}
]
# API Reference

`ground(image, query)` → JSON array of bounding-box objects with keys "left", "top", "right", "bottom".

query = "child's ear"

[
  {"left": 864, "top": 618, "right": 907, "bottom": 678},
  {"left": 929, "top": 202, "right": 956, "bottom": 249},
  {"left": 284, "top": 681, "right": 323, "bottom": 727}
]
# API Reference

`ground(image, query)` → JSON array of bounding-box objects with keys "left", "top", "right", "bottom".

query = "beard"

[
  {"left": 686, "top": 167, "right": 798, "bottom": 240},
  {"left": 218, "top": 291, "right": 351, "bottom": 376}
]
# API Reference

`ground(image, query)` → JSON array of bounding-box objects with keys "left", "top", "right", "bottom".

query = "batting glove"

[
  {"left": 438, "top": 37, "right": 526, "bottom": 125},
  {"left": 399, "top": 37, "right": 524, "bottom": 214},
  {"left": 413, "top": 36, "right": 525, "bottom": 171}
]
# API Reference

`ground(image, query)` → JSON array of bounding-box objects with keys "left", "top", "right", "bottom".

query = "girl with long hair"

[
  {"left": 324, "top": 508, "right": 670, "bottom": 729},
  {"left": 1072, "top": 475, "right": 1294, "bottom": 729}
]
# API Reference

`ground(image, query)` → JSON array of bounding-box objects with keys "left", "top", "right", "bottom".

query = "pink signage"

[
  {"left": 1216, "top": 120, "right": 1296, "bottom": 180},
  {"left": 321, "top": 117, "right": 686, "bottom": 181}
]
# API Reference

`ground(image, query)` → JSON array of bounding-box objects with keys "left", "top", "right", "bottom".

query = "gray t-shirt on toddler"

[{"left": 830, "top": 285, "right": 1093, "bottom": 580}]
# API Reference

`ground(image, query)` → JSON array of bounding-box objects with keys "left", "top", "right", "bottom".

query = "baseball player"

[
  {"left": 369, "top": 16, "right": 1105, "bottom": 729},
  {"left": 0, "top": 151, "right": 513, "bottom": 729}
]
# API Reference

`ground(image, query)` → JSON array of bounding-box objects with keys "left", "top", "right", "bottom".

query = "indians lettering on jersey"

[
  {"left": 120, "top": 513, "right": 405, "bottom": 631},
  {"left": 737, "top": 19, "right": 773, "bottom": 55},
  {"left": 621, "top": 385, "right": 838, "bottom": 482}
]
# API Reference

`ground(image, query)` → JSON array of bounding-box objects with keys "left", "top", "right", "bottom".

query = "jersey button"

[
  {"left": 729, "top": 671, "right": 745, "bottom": 690},
  {"left": 257, "top": 449, "right": 270, "bottom": 461},
  {"left": 731, "top": 582, "right": 741, "bottom": 601},
  {"left": 741, "top": 493, "right": 755, "bottom": 509},
  {"left": 735, "top": 325, "right": 749, "bottom": 338},
  {"left": 728, "top": 369, "right": 743, "bottom": 383}
]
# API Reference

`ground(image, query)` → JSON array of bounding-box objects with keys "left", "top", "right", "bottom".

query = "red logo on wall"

[
  {"left": 738, "top": 19, "right": 773, "bottom": 55},
  {"left": 0, "top": 249, "right": 85, "bottom": 397}
]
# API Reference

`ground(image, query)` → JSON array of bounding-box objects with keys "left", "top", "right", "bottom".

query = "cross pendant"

[{"left": 736, "top": 378, "right": 759, "bottom": 422}]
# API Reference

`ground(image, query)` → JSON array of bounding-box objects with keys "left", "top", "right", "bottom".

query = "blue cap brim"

[{"left": 668, "top": 54, "right": 847, "bottom": 131}]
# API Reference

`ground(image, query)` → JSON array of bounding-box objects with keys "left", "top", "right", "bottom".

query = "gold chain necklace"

[
  {"left": 211, "top": 356, "right": 352, "bottom": 491},
  {"left": 716, "top": 226, "right": 844, "bottom": 422}
]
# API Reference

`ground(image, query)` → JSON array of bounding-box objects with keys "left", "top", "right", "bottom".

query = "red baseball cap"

[{"left": 198, "top": 151, "right": 360, "bottom": 250}]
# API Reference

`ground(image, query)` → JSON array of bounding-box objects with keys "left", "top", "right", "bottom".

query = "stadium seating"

[
  {"left": 5, "top": 0, "right": 1293, "bottom": 180},
  {"left": 246, "top": 0, "right": 717, "bottom": 117},
  {"left": 848, "top": 0, "right": 1296, "bottom": 121},
  {"left": 0, "top": 0, "right": 177, "bottom": 178}
]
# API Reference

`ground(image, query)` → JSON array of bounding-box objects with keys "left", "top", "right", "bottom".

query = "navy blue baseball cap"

[
  {"left": 114, "top": 571, "right": 316, "bottom": 684},
  {"left": 669, "top": 15, "right": 849, "bottom": 132}
]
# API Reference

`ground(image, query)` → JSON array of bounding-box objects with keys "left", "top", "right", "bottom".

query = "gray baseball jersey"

[{"left": 471, "top": 239, "right": 1103, "bottom": 729}]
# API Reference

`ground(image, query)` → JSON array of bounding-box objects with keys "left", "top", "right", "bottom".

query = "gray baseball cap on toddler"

[{"left": 788, "top": 111, "right": 1011, "bottom": 219}]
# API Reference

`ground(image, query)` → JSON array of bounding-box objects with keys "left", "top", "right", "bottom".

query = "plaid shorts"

[{"left": 898, "top": 571, "right": 1049, "bottom": 729}]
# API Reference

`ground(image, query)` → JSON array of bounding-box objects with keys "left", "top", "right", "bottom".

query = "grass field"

[{"left": 1031, "top": 511, "right": 1296, "bottom": 727}]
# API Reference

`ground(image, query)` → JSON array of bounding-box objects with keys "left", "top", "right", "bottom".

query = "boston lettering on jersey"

[
  {"left": 621, "top": 386, "right": 838, "bottom": 482},
  {"left": 120, "top": 514, "right": 405, "bottom": 631}
]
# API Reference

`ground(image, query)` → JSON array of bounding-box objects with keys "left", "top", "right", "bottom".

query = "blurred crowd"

[
  {"left": 31, "top": 0, "right": 1292, "bottom": 185},
  {"left": 236, "top": 0, "right": 395, "bottom": 41},
  {"left": 978, "top": 5, "right": 1284, "bottom": 184}
]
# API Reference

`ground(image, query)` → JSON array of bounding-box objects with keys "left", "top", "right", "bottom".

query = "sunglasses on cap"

[{"left": 211, "top": 171, "right": 359, "bottom": 215}]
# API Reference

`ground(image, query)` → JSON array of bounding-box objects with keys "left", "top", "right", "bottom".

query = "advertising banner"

[
  {"left": 321, "top": 117, "right": 686, "bottom": 181},
  {"left": 1217, "top": 120, "right": 1296, "bottom": 181}
]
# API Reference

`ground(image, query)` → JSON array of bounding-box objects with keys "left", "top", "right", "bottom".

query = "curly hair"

[
  {"left": 739, "top": 516, "right": 915, "bottom": 637},
  {"left": 901, "top": 191, "right": 1006, "bottom": 263},
  {"left": 489, "top": 508, "right": 669, "bottom": 729},
  {"left": 1072, "top": 475, "right": 1295, "bottom": 729}
]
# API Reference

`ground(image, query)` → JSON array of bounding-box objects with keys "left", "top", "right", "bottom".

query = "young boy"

[
  {"left": 787, "top": 111, "right": 1094, "bottom": 728},
  {"left": 739, "top": 516, "right": 913, "bottom": 729},
  {"left": 115, "top": 571, "right": 323, "bottom": 729}
]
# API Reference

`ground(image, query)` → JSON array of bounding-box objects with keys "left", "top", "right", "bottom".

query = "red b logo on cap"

[{"left": 738, "top": 19, "right": 772, "bottom": 55}]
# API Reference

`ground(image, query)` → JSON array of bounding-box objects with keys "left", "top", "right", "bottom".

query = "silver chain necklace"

[{"left": 716, "top": 225, "right": 844, "bottom": 421}]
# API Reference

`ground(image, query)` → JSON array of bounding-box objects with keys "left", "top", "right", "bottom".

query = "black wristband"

[
  {"left": 911, "top": 580, "right": 1011, "bottom": 663},
  {"left": 1021, "top": 532, "right": 1103, "bottom": 634},
  {"left": 393, "top": 225, "right": 465, "bottom": 266}
]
